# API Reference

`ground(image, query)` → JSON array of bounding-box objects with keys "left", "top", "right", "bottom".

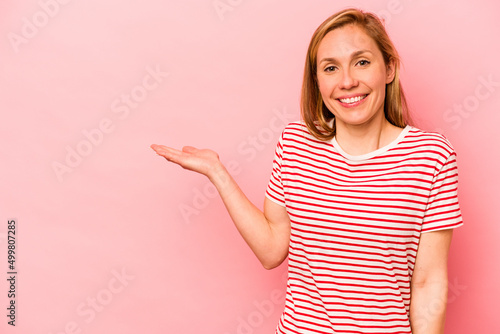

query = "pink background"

[{"left": 1, "top": 0, "right": 499, "bottom": 333}]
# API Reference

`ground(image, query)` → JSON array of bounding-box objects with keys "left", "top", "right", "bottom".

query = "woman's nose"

[{"left": 338, "top": 69, "right": 358, "bottom": 90}]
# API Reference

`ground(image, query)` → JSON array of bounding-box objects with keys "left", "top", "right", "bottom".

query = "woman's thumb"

[{"left": 182, "top": 146, "right": 197, "bottom": 153}]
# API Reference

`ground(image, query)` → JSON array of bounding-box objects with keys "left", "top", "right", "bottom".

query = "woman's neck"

[{"left": 334, "top": 117, "right": 403, "bottom": 156}]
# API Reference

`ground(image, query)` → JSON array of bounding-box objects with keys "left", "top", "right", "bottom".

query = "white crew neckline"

[{"left": 330, "top": 125, "right": 411, "bottom": 161}]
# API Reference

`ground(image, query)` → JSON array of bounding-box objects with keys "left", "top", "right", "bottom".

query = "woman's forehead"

[
  {"left": 317, "top": 25, "right": 379, "bottom": 60},
  {"left": 316, "top": 24, "right": 382, "bottom": 62}
]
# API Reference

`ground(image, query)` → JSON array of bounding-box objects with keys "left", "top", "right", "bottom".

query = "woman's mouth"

[{"left": 337, "top": 94, "right": 368, "bottom": 107}]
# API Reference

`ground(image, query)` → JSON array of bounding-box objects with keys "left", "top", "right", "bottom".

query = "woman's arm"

[
  {"left": 409, "top": 229, "right": 453, "bottom": 333},
  {"left": 150, "top": 144, "right": 291, "bottom": 269}
]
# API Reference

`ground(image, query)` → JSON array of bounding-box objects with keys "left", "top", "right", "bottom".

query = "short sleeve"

[
  {"left": 421, "top": 150, "right": 463, "bottom": 233},
  {"left": 265, "top": 131, "right": 286, "bottom": 206}
]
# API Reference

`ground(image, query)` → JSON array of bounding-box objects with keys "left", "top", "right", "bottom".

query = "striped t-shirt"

[{"left": 265, "top": 121, "right": 463, "bottom": 334}]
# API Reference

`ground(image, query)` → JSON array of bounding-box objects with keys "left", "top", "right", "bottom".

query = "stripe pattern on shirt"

[{"left": 265, "top": 122, "right": 463, "bottom": 334}]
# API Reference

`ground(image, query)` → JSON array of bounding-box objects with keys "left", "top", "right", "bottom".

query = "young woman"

[{"left": 151, "top": 8, "right": 462, "bottom": 334}]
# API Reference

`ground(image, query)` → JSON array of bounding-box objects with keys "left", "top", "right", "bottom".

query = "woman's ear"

[{"left": 386, "top": 59, "right": 396, "bottom": 84}]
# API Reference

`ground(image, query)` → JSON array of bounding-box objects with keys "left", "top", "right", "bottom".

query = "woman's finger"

[{"left": 150, "top": 144, "right": 181, "bottom": 161}]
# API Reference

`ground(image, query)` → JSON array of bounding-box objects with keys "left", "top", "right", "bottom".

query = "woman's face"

[{"left": 316, "top": 24, "right": 395, "bottom": 130}]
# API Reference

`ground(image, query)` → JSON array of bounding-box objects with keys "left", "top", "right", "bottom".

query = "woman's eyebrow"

[{"left": 318, "top": 49, "right": 373, "bottom": 64}]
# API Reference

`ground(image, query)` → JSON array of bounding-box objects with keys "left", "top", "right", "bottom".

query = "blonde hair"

[{"left": 301, "top": 8, "right": 412, "bottom": 140}]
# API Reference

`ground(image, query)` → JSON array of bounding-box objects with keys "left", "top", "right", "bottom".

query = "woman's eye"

[
  {"left": 357, "top": 59, "right": 370, "bottom": 66},
  {"left": 324, "top": 66, "right": 337, "bottom": 72}
]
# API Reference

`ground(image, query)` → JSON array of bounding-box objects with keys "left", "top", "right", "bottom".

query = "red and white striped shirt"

[{"left": 266, "top": 121, "right": 463, "bottom": 334}]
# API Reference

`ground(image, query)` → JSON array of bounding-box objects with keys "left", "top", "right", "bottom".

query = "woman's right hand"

[
  {"left": 150, "top": 144, "right": 223, "bottom": 180},
  {"left": 150, "top": 143, "right": 290, "bottom": 269}
]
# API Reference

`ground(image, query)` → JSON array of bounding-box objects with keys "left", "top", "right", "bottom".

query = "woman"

[{"left": 151, "top": 8, "right": 462, "bottom": 334}]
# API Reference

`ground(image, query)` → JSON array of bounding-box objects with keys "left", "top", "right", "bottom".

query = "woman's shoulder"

[
  {"left": 404, "top": 125, "right": 457, "bottom": 156},
  {"left": 282, "top": 120, "right": 306, "bottom": 131},
  {"left": 280, "top": 120, "right": 309, "bottom": 138},
  {"left": 280, "top": 120, "right": 330, "bottom": 144}
]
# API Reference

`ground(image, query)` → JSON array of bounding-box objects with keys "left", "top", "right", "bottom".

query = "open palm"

[{"left": 150, "top": 144, "right": 221, "bottom": 177}]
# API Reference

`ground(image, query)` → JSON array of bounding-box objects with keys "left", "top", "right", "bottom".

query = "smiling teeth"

[{"left": 340, "top": 95, "right": 366, "bottom": 104}]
